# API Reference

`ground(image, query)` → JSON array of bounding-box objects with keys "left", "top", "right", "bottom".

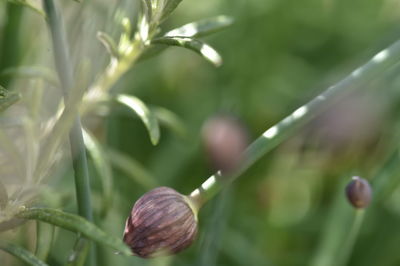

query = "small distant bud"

[
  {"left": 202, "top": 115, "right": 249, "bottom": 174},
  {"left": 123, "top": 187, "right": 198, "bottom": 258},
  {"left": 345, "top": 176, "right": 372, "bottom": 209}
]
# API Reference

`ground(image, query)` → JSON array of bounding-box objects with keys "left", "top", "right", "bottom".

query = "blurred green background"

[{"left": 2, "top": 0, "right": 400, "bottom": 265}]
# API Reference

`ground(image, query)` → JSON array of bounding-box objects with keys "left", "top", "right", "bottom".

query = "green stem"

[
  {"left": 190, "top": 40, "right": 400, "bottom": 208},
  {"left": 42, "top": 0, "right": 94, "bottom": 265},
  {"left": 0, "top": 240, "right": 49, "bottom": 266},
  {"left": 337, "top": 209, "right": 365, "bottom": 266}
]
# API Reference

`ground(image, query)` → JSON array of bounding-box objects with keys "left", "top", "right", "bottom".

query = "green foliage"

[
  {"left": 16, "top": 208, "right": 132, "bottom": 256},
  {"left": 159, "top": 0, "right": 183, "bottom": 22},
  {"left": 97, "top": 32, "right": 120, "bottom": 60},
  {"left": 6, "top": 0, "right": 44, "bottom": 17},
  {"left": 34, "top": 222, "right": 54, "bottom": 261},
  {"left": 151, "top": 37, "right": 222, "bottom": 66},
  {"left": 3, "top": 0, "right": 400, "bottom": 265},
  {"left": 164, "top": 15, "right": 234, "bottom": 38},
  {"left": 83, "top": 130, "right": 114, "bottom": 217},
  {"left": 0, "top": 241, "right": 48, "bottom": 266},
  {"left": 106, "top": 148, "right": 158, "bottom": 189},
  {"left": 116, "top": 94, "right": 160, "bottom": 145}
]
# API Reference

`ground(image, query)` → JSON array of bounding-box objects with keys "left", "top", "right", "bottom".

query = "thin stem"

[
  {"left": 43, "top": 0, "right": 94, "bottom": 265},
  {"left": 190, "top": 40, "right": 400, "bottom": 206},
  {"left": 337, "top": 209, "right": 365, "bottom": 266},
  {"left": 0, "top": 241, "right": 49, "bottom": 266}
]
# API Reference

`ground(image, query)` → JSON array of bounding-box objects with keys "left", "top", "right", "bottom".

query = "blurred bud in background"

[
  {"left": 201, "top": 114, "right": 249, "bottom": 174},
  {"left": 345, "top": 176, "right": 372, "bottom": 209},
  {"left": 305, "top": 92, "right": 389, "bottom": 173}
]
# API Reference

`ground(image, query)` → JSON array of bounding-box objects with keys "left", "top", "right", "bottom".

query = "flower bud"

[
  {"left": 202, "top": 115, "right": 249, "bottom": 174},
  {"left": 123, "top": 187, "right": 198, "bottom": 258},
  {"left": 345, "top": 176, "right": 372, "bottom": 209}
]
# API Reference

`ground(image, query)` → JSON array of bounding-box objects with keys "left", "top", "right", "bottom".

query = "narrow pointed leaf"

[
  {"left": 83, "top": 129, "right": 113, "bottom": 217},
  {"left": 97, "top": 32, "right": 120, "bottom": 59},
  {"left": 0, "top": 241, "right": 49, "bottom": 266},
  {"left": 141, "top": 0, "right": 152, "bottom": 22},
  {"left": 7, "top": 0, "right": 45, "bottom": 17},
  {"left": 35, "top": 222, "right": 54, "bottom": 261},
  {"left": 152, "top": 106, "right": 187, "bottom": 139},
  {"left": 160, "top": 0, "right": 183, "bottom": 21},
  {"left": 115, "top": 94, "right": 160, "bottom": 145},
  {"left": 151, "top": 37, "right": 222, "bottom": 67},
  {"left": 67, "top": 237, "right": 89, "bottom": 266},
  {"left": 106, "top": 148, "right": 157, "bottom": 189},
  {"left": 16, "top": 208, "right": 132, "bottom": 256},
  {"left": 139, "top": 16, "right": 231, "bottom": 63},
  {"left": 165, "top": 15, "right": 234, "bottom": 38}
]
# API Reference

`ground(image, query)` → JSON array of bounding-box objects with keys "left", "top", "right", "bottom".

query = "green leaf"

[
  {"left": 0, "top": 66, "right": 58, "bottom": 86},
  {"left": 165, "top": 15, "right": 234, "bottom": 38},
  {"left": 0, "top": 86, "right": 21, "bottom": 113},
  {"left": 141, "top": 0, "right": 152, "bottom": 22},
  {"left": 35, "top": 222, "right": 54, "bottom": 261},
  {"left": 160, "top": 0, "right": 183, "bottom": 21},
  {"left": 97, "top": 32, "right": 120, "bottom": 59},
  {"left": 83, "top": 129, "right": 113, "bottom": 217},
  {"left": 115, "top": 94, "right": 160, "bottom": 145},
  {"left": 66, "top": 237, "right": 89, "bottom": 266},
  {"left": 152, "top": 106, "right": 187, "bottom": 139},
  {"left": 7, "top": 0, "right": 45, "bottom": 17},
  {"left": 151, "top": 37, "right": 222, "bottom": 67},
  {"left": 16, "top": 208, "right": 132, "bottom": 256},
  {"left": 0, "top": 241, "right": 49, "bottom": 266},
  {"left": 139, "top": 16, "right": 232, "bottom": 63},
  {"left": 106, "top": 148, "right": 157, "bottom": 189}
]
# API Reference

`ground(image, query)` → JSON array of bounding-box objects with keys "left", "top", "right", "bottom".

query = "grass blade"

[
  {"left": 116, "top": 94, "right": 160, "bottom": 145},
  {"left": 83, "top": 129, "right": 113, "bottom": 217},
  {"left": 141, "top": 0, "right": 152, "bottom": 23},
  {"left": 97, "top": 32, "right": 120, "bottom": 59},
  {"left": 152, "top": 106, "right": 187, "bottom": 139},
  {"left": 160, "top": 0, "right": 182, "bottom": 21},
  {"left": 106, "top": 148, "right": 157, "bottom": 189},
  {"left": 151, "top": 37, "right": 222, "bottom": 67},
  {"left": 0, "top": 241, "right": 49, "bottom": 266},
  {"left": 165, "top": 15, "right": 234, "bottom": 38},
  {"left": 7, "top": 0, "right": 45, "bottom": 17},
  {"left": 190, "top": 39, "right": 400, "bottom": 207},
  {"left": 67, "top": 237, "right": 89, "bottom": 266},
  {"left": 16, "top": 207, "right": 132, "bottom": 256},
  {"left": 35, "top": 222, "right": 54, "bottom": 261}
]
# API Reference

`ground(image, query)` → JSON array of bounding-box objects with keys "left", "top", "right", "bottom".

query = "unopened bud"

[
  {"left": 345, "top": 176, "right": 372, "bottom": 209},
  {"left": 202, "top": 115, "right": 249, "bottom": 174},
  {"left": 123, "top": 187, "right": 198, "bottom": 258}
]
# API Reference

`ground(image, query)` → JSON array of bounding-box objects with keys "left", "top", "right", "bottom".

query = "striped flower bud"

[
  {"left": 123, "top": 187, "right": 198, "bottom": 258},
  {"left": 345, "top": 176, "right": 372, "bottom": 209},
  {"left": 202, "top": 115, "right": 249, "bottom": 174}
]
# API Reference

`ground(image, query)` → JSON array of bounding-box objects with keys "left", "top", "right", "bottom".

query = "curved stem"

[{"left": 190, "top": 40, "right": 400, "bottom": 207}]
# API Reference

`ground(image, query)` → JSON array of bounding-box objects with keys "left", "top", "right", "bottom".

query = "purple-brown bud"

[
  {"left": 202, "top": 115, "right": 249, "bottom": 174},
  {"left": 345, "top": 176, "right": 372, "bottom": 209},
  {"left": 123, "top": 187, "right": 198, "bottom": 258}
]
